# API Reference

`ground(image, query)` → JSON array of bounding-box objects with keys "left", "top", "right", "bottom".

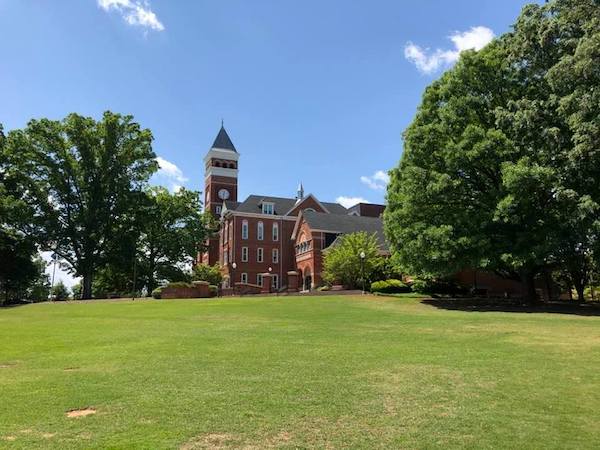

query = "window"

[
  {"left": 257, "top": 221, "right": 264, "bottom": 240},
  {"left": 272, "top": 248, "right": 279, "bottom": 263},
  {"left": 242, "top": 220, "right": 248, "bottom": 239},
  {"left": 257, "top": 274, "right": 263, "bottom": 287},
  {"left": 262, "top": 202, "right": 274, "bottom": 215},
  {"left": 215, "top": 205, "right": 222, "bottom": 215},
  {"left": 241, "top": 273, "right": 248, "bottom": 284},
  {"left": 257, "top": 247, "right": 264, "bottom": 263},
  {"left": 272, "top": 274, "right": 279, "bottom": 290},
  {"left": 272, "top": 222, "right": 279, "bottom": 241},
  {"left": 241, "top": 247, "right": 248, "bottom": 262}
]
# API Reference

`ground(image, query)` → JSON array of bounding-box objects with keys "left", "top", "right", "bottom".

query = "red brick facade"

[{"left": 199, "top": 126, "right": 362, "bottom": 291}]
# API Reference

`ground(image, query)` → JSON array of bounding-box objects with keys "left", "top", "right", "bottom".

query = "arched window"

[
  {"left": 257, "top": 221, "right": 264, "bottom": 240},
  {"left": 242, "top": 220, "right": 248, "bottom": 239},
  {"left": 272, "top": 222, "right": 279, "bottom": 241}
]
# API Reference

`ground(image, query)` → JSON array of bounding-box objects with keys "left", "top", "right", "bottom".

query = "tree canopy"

[
  {"left": 385, "top": 0, "right": 600, "bottom": 302},
  {"left": 5, "top": 112, "right": 158, "bottom": 299}
]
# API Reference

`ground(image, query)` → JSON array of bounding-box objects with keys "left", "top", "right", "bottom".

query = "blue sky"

[{"left": 0, "top": 0, "right": 535, "bottom": 285}]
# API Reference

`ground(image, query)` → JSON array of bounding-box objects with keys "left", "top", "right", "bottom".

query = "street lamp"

[
  {"left": 231, "top": 262, "right": 237, "bottom": 296},
  {"left": 359, "top": 250, "right": 366, "bottom": 295}
]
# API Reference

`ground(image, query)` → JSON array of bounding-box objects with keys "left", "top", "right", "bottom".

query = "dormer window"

[{"left": 262, "top": 202, "right": 275, "bottom": 215}]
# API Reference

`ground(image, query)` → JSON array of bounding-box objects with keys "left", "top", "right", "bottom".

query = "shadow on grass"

[{"left": 422, "top": 297, "right": 600, "bottom": 317}]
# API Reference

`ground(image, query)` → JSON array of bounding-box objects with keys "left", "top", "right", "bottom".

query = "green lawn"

[{"left": 1, "top": 295, "right": 600, "bottom": 449}]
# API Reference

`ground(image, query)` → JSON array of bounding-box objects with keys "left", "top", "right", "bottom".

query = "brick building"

[{"left": 199, "top": 125, "right": 387, "bottom": 291}]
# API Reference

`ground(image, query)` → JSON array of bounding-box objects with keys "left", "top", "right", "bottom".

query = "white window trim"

[
  {"left": 257, "top": 247, "right": 264, "bottom": 263},
  {"left": 262, "top": 202, "right": 275, "bottom": 215},
  {"left": 272, "top": 222, "right": 279, "bottom": 241},
  {"left": 241, "top": 273, "right": 248, "bottom": 284},
  {"left": 241, "top": 247, "right": 248, "bottom": 262},
  {"left": 257, "top": 274, "right": 263, "bottom": 287},
  {"left": 257, "top": 221, "right": 264, "bottom": 240},
  {"left": 272, "top": 274, "right": 279, "bottom": 289},
  {"left": 242, "top": 220, "right": 248, "bottom": 239},
  {"left": 272, "top": 248, "right": 279, "bottom": 263}
]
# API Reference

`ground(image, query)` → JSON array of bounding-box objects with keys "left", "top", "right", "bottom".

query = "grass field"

[{"left": 1, "top": 295, "right": 600, "bottom": 449}]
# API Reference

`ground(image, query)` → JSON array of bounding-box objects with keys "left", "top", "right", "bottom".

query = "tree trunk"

[
  {"left": 147, "top": 260, "right": 156, "bottom": 294},
  {"left": 574, "top": 280, "right": 585, "bottom": 303},
  {"left": 520, "top": 271, "right": 538, "bottom": 305},
  {"left": 82, "top": 272, "right": 93, "bottom": 300}
]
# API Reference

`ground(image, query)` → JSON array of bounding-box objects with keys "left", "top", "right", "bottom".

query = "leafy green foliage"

[
  {"left": 322, "top": 232, "right": 383, "bottom": 289},
  {"left": 51, "top": 281, "right": 70, "bottom": 301},
  {"left": 410, "top": 278, "right": 468, "bottom": 296},
  {"left": 151, "top": 287, "right": 162, "bottom": 299},
  {"left": 192, "top": 264, "right": 223, "bottom": 286},
  {"left": 5, "top": 112, "right": 158, "bottom": 299},
  {"left": 370, "top": 279, "right": 411, "bottom": 294},
  {"left": 137, "top": 187, "right": 212, "bottom": 293},
  {"left": 385, "top": 0, "right": 600, "bottom": 302}
]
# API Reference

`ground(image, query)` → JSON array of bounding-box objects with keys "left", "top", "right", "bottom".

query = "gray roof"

[
  {"left": 302, "top": 210, "right": 389, "bottom": 252},
  {"left": 211, "top": 126, "right": 237, "bottom": 152},
  {"left": 232, "top": 195, "right": 348, "bottom": 216},
  {"left": 223, "top": 200, "right": 240, "bottom": 211}
]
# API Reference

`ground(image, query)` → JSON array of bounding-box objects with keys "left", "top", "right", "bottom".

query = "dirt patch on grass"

[
  {"left": 0, "top": 362, "right": 17, "bottom": 368},
  {"left": 63, "top": 367, "right": 80, "bottom": 372},
  {"left": 2, "top": 436, "right": 16, "bottom": 441},
  {"left": 180, "top": 433, "right": 238, "bottom": 450},
  {"left": 66, "top": 408, "right": 96, "bottom": 418}
]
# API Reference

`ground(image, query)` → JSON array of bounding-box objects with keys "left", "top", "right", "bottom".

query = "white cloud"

[
  {"left": 98, "top": 0, "right": 164, "bottom": 31},
  {"left": 360, "top": 170, "right": 390, "bottom": 191},
  {"left": 153, "top": 156, "right": 188, "bottom": 192},
  {"left": 336, "top": 196, "right": 369, "bottom": 209},
  {"left": 404, "top": 26, "right": 494, "bottom": 74}
]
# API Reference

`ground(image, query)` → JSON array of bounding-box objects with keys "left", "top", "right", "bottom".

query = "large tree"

[
  {"left": 0, "top": 123, "right": 47, "bottom": 304},
  {"left": 6, "top": 112, "right": 157, "bottom": 299},
  {"left": 137, "top": 186, "right": 212, "bottom": 293},
  {"left": 385, "top": 0, "right": 600, "bottom": 302}
]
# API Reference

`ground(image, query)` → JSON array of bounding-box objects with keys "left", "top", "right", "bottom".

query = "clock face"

[{"left": 218, "top": 188, "right": 230, "bottom": 200}]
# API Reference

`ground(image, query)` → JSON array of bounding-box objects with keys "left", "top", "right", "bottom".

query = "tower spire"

[
  {"left": 297, "top": 182, "right": 304, "bottom": 201},
  {"left": 211, "top": 123, "right": 237, "bottom": 152}
]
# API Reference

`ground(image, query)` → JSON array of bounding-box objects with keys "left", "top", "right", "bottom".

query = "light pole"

[
  {"left": 50, "top": 251, "right": 58, "bottom": 302},
  {"left": 268, "top": 266, "right": 273, "bottom": 293},
  {"left": 359, "top": 251, "right": 366, "bottom": 295},
  {"left": 231, "top": 262, "right": 237, "bottom": 296}
]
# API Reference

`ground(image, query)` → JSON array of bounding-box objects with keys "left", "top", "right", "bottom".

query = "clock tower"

[{"left": 201, "top": 124, "right": 239, "bottom": 265}]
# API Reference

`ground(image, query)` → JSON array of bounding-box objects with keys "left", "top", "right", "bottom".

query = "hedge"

[{"left": 370, "top": 279, "right": 411, "bottom": 294}]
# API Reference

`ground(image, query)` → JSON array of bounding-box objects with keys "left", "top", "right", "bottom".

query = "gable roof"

[
  {"left": 285, "top": 193, "right": 330, "bottom": 215},
  {"left": 299, "top": 210, "right": 389, "bottom": 252},
  {"left": 211, "top": 126, "right": 237, "bottom": 152},
  {"left": 231, "top": 195, "right": 348, "bottom": 216}
]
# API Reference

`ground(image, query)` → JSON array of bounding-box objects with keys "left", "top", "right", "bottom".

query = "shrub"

[
  {"left": 411, "top": 278, "right": 468, "bottom": 296},
  {"left": 370, "top": 279, "right": 411, "bottom": 294},
  {"left": 209, "top": 285, "right": 218, "bottom": 297},
  {"left": 51, "top": 281, "right": 70, "bottom": 301},
  {"left": 165, "top": 281, "right": 194, "bottom": 288},
  {"left": 318, "top": 285, "right": 331, "bottom": 292},
  {"left": 192, "top": 264, "right": 223, "bottom": 286},
  {"left": 151, "top": 287, "right": 162, "bottom": 299}
]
